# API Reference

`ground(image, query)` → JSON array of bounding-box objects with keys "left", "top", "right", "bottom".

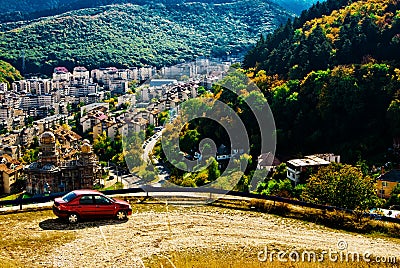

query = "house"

[
  {"left": 19, "top": 127, "right": 37, "bottom": 149},
  {"left": 53, "top": 126, "right": 82, "bottom": 150},
  {"left": 117, "top": 94, "right": 136, "bottom": 108},
  {"left": 80, "top": 107, "right": 109, "bottom": 133},
  {"left": 72, "top": 66, "right": 90, "bottom": 84},
  {"left": 0, "top": 154, "right": 23, "bottom": 194},
  {"left": 53, "top": 67, "right": 71, "bottom": 81},
  {"left": 34, "top": 114, "right": 67, "bottom": 134},
  {"left": 109, "top": 79, "right": 129, "bottom": 95},
  {"left": 80, "top": 102, "right": 109, "bottom": 117},
  {"left": 377, "top": 169, "right": 400, "bottom": 199},
  {"left": 107, "top": 121, "right": 124, "bottom": 141},
  {"left": 138, "top": 66, "right": 156, "bottom": 81},
  {"left": 0, "top": 82, "right": 8, "bottom": 92},
  {"left": 92, "top": 117, "right": 116, "bottom": 140},
  {"left": 149, "top": 79, "right": 178, "bottom": 88},
  {"left": 257, "top": 152, "right": 281, "bottom": 172},
  {"left": 126, "top": 118, "right": 148, "bottom": 133},
  {"left": 286, "top": 154, "right": 340, "bottom": 184}
]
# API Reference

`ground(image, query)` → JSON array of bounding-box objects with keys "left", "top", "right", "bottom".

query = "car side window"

[
  {"left": 94, "top": 195, "right": 112, "bottom": 205},
  {"left": 79, "top": 195, "right": 94, "bottom": 204}
]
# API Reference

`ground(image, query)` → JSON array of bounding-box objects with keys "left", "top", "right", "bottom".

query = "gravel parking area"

[{"left": 27, "top": 206, "right": 400, "bottom": 267}]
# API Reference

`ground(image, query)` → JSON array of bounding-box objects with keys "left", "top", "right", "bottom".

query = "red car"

[{"left": 53, "top": 189, "right": 132, "bottom": 224}]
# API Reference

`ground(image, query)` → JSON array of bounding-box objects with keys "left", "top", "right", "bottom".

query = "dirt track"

[{"left": 26, "top": 205, "right": 400, "bottom": 267}]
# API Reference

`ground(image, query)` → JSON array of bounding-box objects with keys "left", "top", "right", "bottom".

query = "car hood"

[
  {"left": 54, "top": 197, "right": 66, "bottom": 204},
  {"left": 113, "top": 198, "right": 130, "bottom": 206}
]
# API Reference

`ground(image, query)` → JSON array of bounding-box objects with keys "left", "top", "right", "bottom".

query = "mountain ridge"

[
  {"left": 0, "top": 1, "right": 293, "bottom": 75},
  {"left": 0, "top": 0, "right": 316, "bottom": 23}
]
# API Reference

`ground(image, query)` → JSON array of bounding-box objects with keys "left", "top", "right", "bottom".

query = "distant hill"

[
  {"left": 0, "top": 0, "right": 306, "bottom": 23},
  {"left": 271, "top": 0, "right": 319, "bottom": 14},
  {"left": 0, "top": 1, "right": 292, "bottom": 75},
  {"left": 0, "top": 0, "right": 315, "bottom": 19}
]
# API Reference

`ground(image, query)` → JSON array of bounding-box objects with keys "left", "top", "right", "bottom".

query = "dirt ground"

[{"left": 8, "top": 204, "right": 397, "bottom": 268}]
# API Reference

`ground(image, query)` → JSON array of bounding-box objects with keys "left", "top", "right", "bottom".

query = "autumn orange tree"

[{"left": 302, "top": 163, "right": 380, "bottom": 211}]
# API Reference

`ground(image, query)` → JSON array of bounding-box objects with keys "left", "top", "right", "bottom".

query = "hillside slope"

[
  {"left": 243, "top": 0, "right": 400, "bottom": 162},
  {"left": 271, "top": 0, "right": 318, "bottom": 13},
  {"left": 0, "top": 1, "right": 292, "bottom": 75},
  {"left": 244, "top": 0, "right": 400, "bottom": 78},
  {"left": 0, "top": 60, "right": 22, "bottom": 86},
  {"left": 0, "top": 0, "right": 306, "bottom": 24},
  {"left": 0, "top": 0, "right": 315, "bottom": 21}
]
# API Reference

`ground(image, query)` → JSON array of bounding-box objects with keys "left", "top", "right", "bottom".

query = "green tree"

[
  {"left": 197, "top": 86, "right": 206, "bottom": 96},
  {"left": 21, "top": 148, "right": 39, "bottom": 164},
  {"left": 158, "top": 111, "right": 169, "bottom": 126},
  {"left": 93, "top": 131, "right": 122, "bottom": 163},
  {"left": 302, "top": 163, "right": 379, "bottom": 211},
  {"left": 207, "top": 157, "right": 220, "bottom": 182},
  {"left": 146, "top": 124, "right": 155, "bottom": 138},
  {"left": 385, "top": 184, "right": 400, "bottom": 208},
  {"left": 260, "top": 179, "right": 279, "bottom": 196},
  {"left": 387, "top": 99, "right": 400, "bottom": 137},
  {"left": 271, "top": 163, "right": 287, "bottom": 181},
  {"left": 179, "top": 129, "right": 200, "bottom": 153},
  {"left": 194, "top": 172, "right": 208, "bottom": 186},
  {"left": 235, "top": 174, "right": 250, "bottom": 192}
]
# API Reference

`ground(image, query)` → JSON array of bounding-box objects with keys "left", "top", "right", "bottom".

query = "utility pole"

[{"left": 116, "top": 164, "right": 118, "bottom": 184}]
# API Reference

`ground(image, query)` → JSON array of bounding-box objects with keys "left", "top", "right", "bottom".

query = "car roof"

[{"left": 70, "top": 189, "right": 102, "bottom": 195}]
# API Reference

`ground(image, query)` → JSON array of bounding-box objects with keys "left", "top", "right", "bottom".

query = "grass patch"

[
  {"left": 247, "top": 198, "right": 400, "bottom": 240},
  {"left": 102, "top": 182, "right": 124, "bottom": 191},
  {"left": 0, "top": 210, "right": 77, "bottom": 268},
  {"left": 0, "top": 193, "right": 21, "bottom": 201},
  {"left": 144, "top": 247, "right": 396, "bottom": 268},
  {"left": 127, "top": 196, "right": 400, "bottom": 241}
]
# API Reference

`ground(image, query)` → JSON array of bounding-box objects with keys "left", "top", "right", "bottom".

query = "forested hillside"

[
  {"left": 244, "top": 0, "right": 400, "bottom": 78},
  {"left": 244, "top": 0, "right": 400, "bottom": 163},
  {"left": 0, "top": 60, "right": 22, "bottom": 86},
  {"left": 0, "top": 1, "right": 292, "bottom": 75},
  {"left": 0, "top": 0, "right": 304, "bottom": 23},
  {"left": 271, "top": 0, "right": 318, "bottom": 13}
]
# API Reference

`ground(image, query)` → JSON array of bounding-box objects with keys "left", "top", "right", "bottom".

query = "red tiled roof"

[
  {"left": 96, "top": 114, "right": 108, "bottom": 121},
  {"left": 54, "top": 67, "right": 69, "bottom": 73},
  {"left": 0, "top": 163, "right": 20, "bottom": 174}
]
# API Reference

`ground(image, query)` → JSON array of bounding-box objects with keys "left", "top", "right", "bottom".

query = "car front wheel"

[
  {"left": 68, "top": 213, "right": 79, "bottom": 224},
  {"left": 116, "top": 210, "right": 127, "bottom": 220}
]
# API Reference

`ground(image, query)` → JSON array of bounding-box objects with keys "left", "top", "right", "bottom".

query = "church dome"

[
  {"left": 81, "top": 143, "right": 92, "bottom": 154},
  {"left": 40, "top": 132, "right": 56, "bottom": 145}
]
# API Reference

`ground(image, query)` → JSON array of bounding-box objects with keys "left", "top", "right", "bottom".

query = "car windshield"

[{"left": 62, "top": 192, "right": 77, "bottom": 202}]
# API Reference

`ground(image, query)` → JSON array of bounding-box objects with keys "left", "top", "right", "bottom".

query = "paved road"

[
  {"left": 140, "top": 130, "right": 172, "bottom": 187},
  {"left": 102, "top": 169, "right": 118, "bottom": 188},
  {"left": 142, "top": 131, "right": 162, "bottom": 163}
]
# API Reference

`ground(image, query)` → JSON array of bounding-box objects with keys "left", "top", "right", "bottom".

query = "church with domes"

[{"left": 25, "top": 131, "right": 102, "bottom": 194}]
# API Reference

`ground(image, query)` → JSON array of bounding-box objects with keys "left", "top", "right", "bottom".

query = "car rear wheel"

[
  {"left": 68, "top": 213, "right": 79, "bottom": 224},
  {"left": 116, "top": 210, "right": 127, "bottom": 220}
]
